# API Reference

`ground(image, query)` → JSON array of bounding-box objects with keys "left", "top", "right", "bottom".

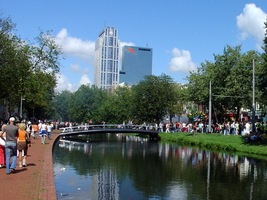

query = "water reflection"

[{"left": 53, "top": 133, "right": 267, "bottom": 200}]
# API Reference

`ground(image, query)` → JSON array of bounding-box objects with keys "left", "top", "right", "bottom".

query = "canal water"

[{"left": 53, "top": 133, "right": 267, "bottom": 200}]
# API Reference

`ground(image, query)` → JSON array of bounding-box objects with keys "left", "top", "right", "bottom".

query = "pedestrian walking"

[
  {"left": 39, "top": 122, "right": 47, "bottom": 144},
  {"left": 47, "top": 122, "right": 52, "bottom": 140},
  {"left": 0, "top": 124, "right": 6, "bottom": 168},
  {"left": 26, "top": 121, "right": 32, "bottom": 139},
  {"left": 165, "top": 122, "right": 170, "bottom": 133},
  {"left": 17, "top": 123, "right": 29, "bottom": 167},
  {"left": 3, "top": 117, "right": 19, "bottom": 174},
  {"left": 32, "top": 122, "right": 38, "bottom": 139}
]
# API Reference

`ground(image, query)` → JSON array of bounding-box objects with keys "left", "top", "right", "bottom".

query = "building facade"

[
  {"left": 94, "top": 27, "right": 119, "bottom": 92},
  {"left": 120, "top": 46, "right": 152, "bottom": 86}
]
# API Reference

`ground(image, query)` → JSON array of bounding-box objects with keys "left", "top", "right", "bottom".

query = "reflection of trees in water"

[
  {"left": 161, "top": 144, "right": 267, "bottom": 200},
  {"left": 164, "top": 143, "right": 267, "bottom": 180},
  {"left": 53, "top": 134, "right": 267, "bottom": 200}
]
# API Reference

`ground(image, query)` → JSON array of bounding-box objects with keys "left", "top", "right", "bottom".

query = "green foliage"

[
  {"left": 0, "top": 18, "right": 31, "bottom": 111},
  {"left": 187, "top": 45, "right": 261, "bottom": 122},
  {"left": 0, "top": 17, "right": 62, "bottom": 120},
  {"left": 131, "top": 74, "right": 177, "bottom": 123},
  {"left": 187, "top": 68, "right": 209, "bottom": 105},
  {"left": 160, "top": 133, "right": 267, "bottom": 159},
  {"left": 54, "top": 85, "right": 133, "bottom": 124},
  {"left": 258, "top": 19, "right": 267, "bottom": 106},
  {"left": 54, "top": 90, "right": 73, "bottom": 121},
  {"left": 66, "top": 85, "right": 106, "bottom": 123},
  {"left": 94, "top": 86, "right": 132, "bottom": 124},
  {"left": 53, "top": 75, "right": 181, "bottom": 124}
]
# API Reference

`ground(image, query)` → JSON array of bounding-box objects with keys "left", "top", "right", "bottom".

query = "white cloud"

[
  {"left": 70, "top": 63, "right": 89, "bottom": 74},
  {"left": 79, "top": 74, "right": 91, "bottom": 86},
  {"left": 55, "top": 28, "right": 95, "bottom": 61},
  {"left": 55, "top": 63, "right": 91, "bottom": 92},
  {"left": 169, "top": 48, "right": 197, "bottom": 73},
  {"left": 55, "top": 74, "right": 74, "bottom": 92},
  {"left": 237, "top": 3, "right": 266, "bottom": 48},
  {"left": 54, "top": 29, "right": 95, "bottom": 92},
  {"left": 55, "top": 73, "right": 91, "bottom": 93},
  {"left": 119, "top": 41, "right": 135, "bottom": 48}
]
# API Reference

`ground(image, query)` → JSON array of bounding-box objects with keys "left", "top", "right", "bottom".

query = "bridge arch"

[{"left": 53, "top": 127, "right": 160, "bottom": 150}]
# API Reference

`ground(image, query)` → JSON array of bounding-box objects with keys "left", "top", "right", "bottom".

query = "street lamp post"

[
  {"left": 252, "top": 59, "right": 256, "bottom": 133},
  {"left": 208, "top": 81, "right": 212, "bottom": 133},
  {"left": 20, "top": 94, "right": 25, "bottom": 118},
  {"left": 20, "top": 94, "right": 23, "bottom": 117}
]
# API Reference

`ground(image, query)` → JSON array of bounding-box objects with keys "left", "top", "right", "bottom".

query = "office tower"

[
  {"left": 91, "top": 169, "right": 119, "bottom": 199},
  {"left": 120, "top": 46, "right": 152, "bottom": 85},
  {"left": 94, "top": 27, "right": 119, "bottom": 91}
]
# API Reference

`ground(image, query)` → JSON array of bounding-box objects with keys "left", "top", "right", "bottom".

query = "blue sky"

[{"left": 0, "top": 1, "right": 266, "bottom": 92}]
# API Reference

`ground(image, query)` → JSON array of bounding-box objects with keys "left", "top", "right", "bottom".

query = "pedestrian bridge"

[{"left": 57, "top": 124, "right": 160, "bottom": 142}]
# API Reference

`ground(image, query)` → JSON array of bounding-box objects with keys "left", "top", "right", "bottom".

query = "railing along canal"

[{"left": 58, "top": 124, "right": 160, "bottom": 141}]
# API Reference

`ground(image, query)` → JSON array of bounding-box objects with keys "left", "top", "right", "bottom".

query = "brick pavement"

[{"left": 0, "top": 131, "right": 59, "bottom": 200}]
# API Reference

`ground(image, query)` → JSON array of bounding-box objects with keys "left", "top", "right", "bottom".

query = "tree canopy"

[
  {"left": 53, "top": 75, "right": 182, "bottom": 124},
  {"left": 187, "top": 45, "right": 261, "bottom": 122},
  {"left": 0, "top": 17, "right": 62, "bottom": 120}
]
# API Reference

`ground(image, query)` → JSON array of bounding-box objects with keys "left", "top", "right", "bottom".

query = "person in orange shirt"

[
  {"left": 17, "top": 122, "right": 30, "bottom": 167},
  {"left": 32, "top": 123, "right": 39, "bottom": 139}
]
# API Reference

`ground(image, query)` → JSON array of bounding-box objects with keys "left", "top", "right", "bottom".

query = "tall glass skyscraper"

[
  {"left": 120, "top": 46, "right": 152, "bottom": 85},
  {"left": 94, "top": 27, "right": 119, "bottom": 91}
]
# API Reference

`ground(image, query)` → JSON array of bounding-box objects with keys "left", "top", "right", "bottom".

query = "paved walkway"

[{"left": 0, "top": 131, "right": 58, "bottom": 200}]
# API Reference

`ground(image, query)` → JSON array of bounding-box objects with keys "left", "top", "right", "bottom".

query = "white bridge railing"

[{"left": 59, "top": 124, "right": 158, "bottom": 133}]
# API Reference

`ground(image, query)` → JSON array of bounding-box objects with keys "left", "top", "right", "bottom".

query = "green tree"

[
  {"left": 0, "top": 17, "right": 62, "bottom": 120},
  {"left": 53, "top": 90, "right": 73, "bottom": 122},
  {"left": 187, "top": 67, "right": 209, "bottom": 106},
  {"left": 131, "top": 74, "right": 177, "bottom": 124},
  {"left": 258, "top": 18, "right": 267, "bottom": 107},
  {"left": 24, "top": 31, "right": 61, "bottom": 119},
  {"left": 0, "top": 17, "right": 32, "bottom": 116},
  {"left": 67, "top": 85, "right": 107, "bottom": 123},
  {"left": 172, "top": 83, "right": 189, "bottom": 121},
  {"left": 95, "top": 86, "right": 133, "bottom": 124},
  {"left": 187, "top": 45, "right": 260, "bottom": 122}
]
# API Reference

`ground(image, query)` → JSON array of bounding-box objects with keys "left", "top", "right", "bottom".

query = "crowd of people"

[
  {"left": 54, "top": 119, "right": 267, "bottom": 140},
  {"left": 0, "top": 117, "right": 54, "bottom": 175},
  {"left": 158, "top": 120, "right": 267, "bottom": 136}
]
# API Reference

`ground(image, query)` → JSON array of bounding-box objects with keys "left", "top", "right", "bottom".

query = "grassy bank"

[{"left": 159, "top": 132, "right": 267, "bottom": 160}]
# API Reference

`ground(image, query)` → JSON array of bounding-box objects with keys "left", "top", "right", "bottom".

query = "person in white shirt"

[
  {"left": 39, "top": 122, "right": 47, "bottom": 144},
  {"left": 38, "top": 120, "right": 42, "bottom": 136},
  {"left": 245, "top": 122, "right": 251, "bottom": 135},
  {"left": 165, "top": 123, "right": 170, "bottom": 133},
  {"left": 47, "top": 122, "right": 52, "bottom": 140}
]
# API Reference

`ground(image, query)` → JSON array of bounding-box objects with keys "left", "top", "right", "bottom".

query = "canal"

[{"left": 53, "top": 133, "right": 267, "bottom": 200}]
